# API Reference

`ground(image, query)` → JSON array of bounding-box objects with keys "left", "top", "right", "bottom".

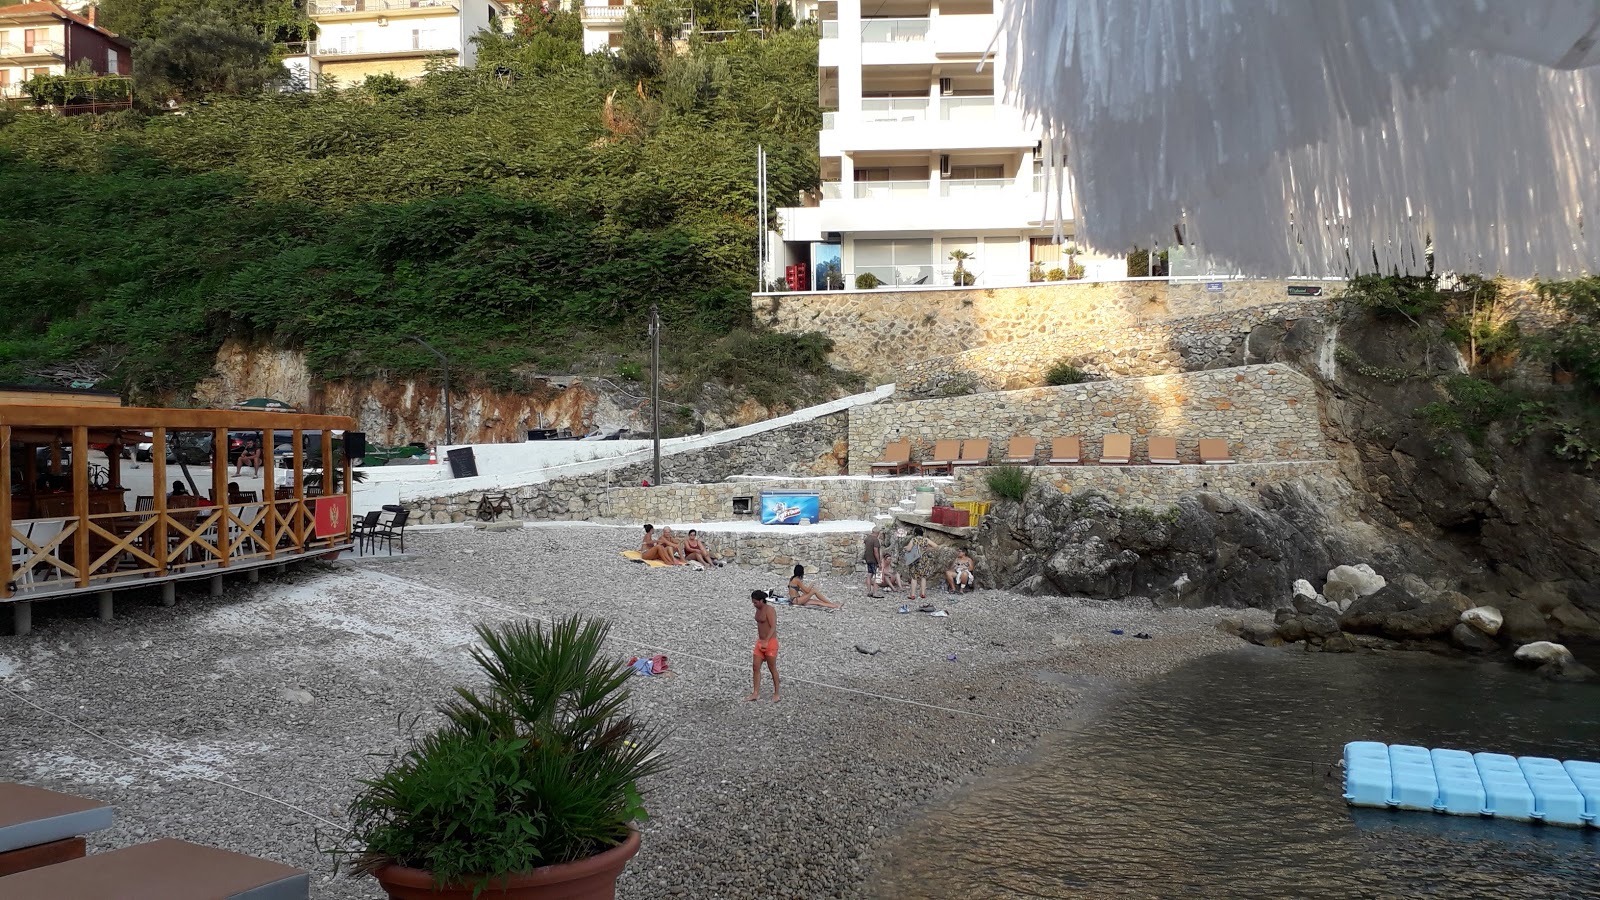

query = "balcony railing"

[
  {"left": 821, "top": 110, "right": 836, "bottom": 130},
  {"left": 820, "top": 19, "right": 838, "bottom": 38},
  {"left": 861, "top": 97, "right": 928, "bottom": 123},
  {"left": 940, "top": 177, "right": 1011, "bottom": 197},
  {"left": 308, "top": 0, "right": 458, "bottom": 15},
  {"left": 941, "top": 95, "right": 995, "bottom": 121},
  {"left": 0, "top": 40, "right": 64, "bottom": 57},
  {"left": 820, "top": 182, "right": 845, "bottom": 200},
  {"left": 307, "top": 36, "right": 458, "bottom": 55},
  {"left": 582, "top": 5, "right": 628, "bottom": 22},
  {"left": 854, "top": 179, "right": 930, "bottom": 200},
  {"left": 854, "top": 265, "right": 936, "bottom": 287},
  {"left": 861, "top": 17, "right": 929, "bottom": 42}
]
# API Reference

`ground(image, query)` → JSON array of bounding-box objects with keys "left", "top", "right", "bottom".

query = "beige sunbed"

[
  {"left": 0, "top": 838, "right": 309, "bottom": 900},
  {"left": 1099, "top": 433, "right": 1132, "bottom": 465},
  {"left": 0, "top": 783, "right": 114, "bottom": 877},
  {"left": 870, "top": 438, "right": 912, "bottom": 476},
  {"left": 1199, "top": 439, "right": 1236, "bottom": 465},
  {"left": 1047, "top": 436, "right": 1082, "bottom": 465},
  {"left": 1148, "top": 436, "right": 1180, "bottom": 465},
  {"left": 918, "top": 439, "right": 962, "bottom": 475},
  {"left": 951, "top": 438, "right": 991, "bottom": 468},
  {"left": 1003, "top": 436, "right": 1039, "bottom": 465}
]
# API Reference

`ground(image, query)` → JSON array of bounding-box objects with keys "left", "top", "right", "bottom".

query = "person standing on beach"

[
  {"left": 748, "top": 590, "right": 780, "bottom": 702},
  {"left": 863, "top": 529, "right": 885, "bottom": 598}
]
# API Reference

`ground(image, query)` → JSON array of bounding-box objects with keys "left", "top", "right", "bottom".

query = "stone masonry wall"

[
  {"left": 941, "top": 461, "right": 1343, "bottom": 511},
  {"left": 598, "top": 476, "right": 943, "bottom": 524},
  {"left": 755, "top": 278, "right": 1336, "bottom": 379},
  {"left": 895, "top": 301, "right": 1331, "bottom": 398},
  {"left": 690, "top": 526, "right": 871, "bottom": 577},
  {"left": 408, "top": 412, "right": 851, "bottom": 525},
  {"left": 846, "top": 365, "right": 1327, "bottom": 474}
]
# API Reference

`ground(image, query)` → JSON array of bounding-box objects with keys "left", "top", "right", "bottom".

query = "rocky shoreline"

[{"left": 0, "top": 524, "right": 1247, "bottom": 899}]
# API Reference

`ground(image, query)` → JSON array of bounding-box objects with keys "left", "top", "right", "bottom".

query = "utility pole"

[
  {"left": 649, "top": 304, "right": 661, "bottom": 487},
  {"left": 757, "top": 144, "right": 767, "bottom": 291},
  {"left": 409, "top": 336, "right": 452, "bottom": 445}
]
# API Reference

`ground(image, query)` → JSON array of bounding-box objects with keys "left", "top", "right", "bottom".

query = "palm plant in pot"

[{"left": 339, "top": 616, "right": 662, "bottom": 900}]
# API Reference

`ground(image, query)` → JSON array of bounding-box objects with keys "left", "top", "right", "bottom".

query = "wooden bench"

[
  {"left": 0, "top": 783, "right": 114, "bottom": 877},
  {"left": 0, "top": 838, "right": 309, "bottom": 899}
]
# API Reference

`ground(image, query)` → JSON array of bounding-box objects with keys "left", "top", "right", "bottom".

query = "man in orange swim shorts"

[{"left": 748, "top": 589, "right": 780, "bottom": 703}]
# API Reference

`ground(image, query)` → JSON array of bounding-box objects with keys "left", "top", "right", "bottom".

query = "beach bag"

[
  {"left": 649, "top": 654, "right": 668, "bottom": 675},
  {"left": 904, "top": 542, "right": 923, "bottom": 567}
]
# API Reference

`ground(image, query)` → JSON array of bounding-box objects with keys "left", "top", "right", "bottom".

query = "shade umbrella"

[
  {"left": 231, "top": 397, "right": 297, "bottom": 413},
  {"left": 999, "top": 0, "right": 1600, "bottom": 275}
]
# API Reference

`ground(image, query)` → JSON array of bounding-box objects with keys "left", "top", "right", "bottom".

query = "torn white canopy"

[{"left": 997, "top": 0, "right": 1600, "bottom": 276}]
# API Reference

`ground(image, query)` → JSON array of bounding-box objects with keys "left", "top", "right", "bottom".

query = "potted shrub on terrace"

[
  {"left": 949, "top": 249, "right": 976, "bottom": 286},
  {"left": 855, "top": 271, "right": 883, "bottom": 289},
  {"left": 340, "top": 616, "right": 662, "bottom": 900}
]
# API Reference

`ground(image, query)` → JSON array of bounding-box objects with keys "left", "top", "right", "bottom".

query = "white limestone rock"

[
  {"left": 1513, "top": 641, "right": 1573, "bottom": 666},
  {"left": 1326, "top": 563, "right": 1387, "bottom": 598},
  {"left": 1460, "top": 606, "right": 1504, "bottom": 637}
]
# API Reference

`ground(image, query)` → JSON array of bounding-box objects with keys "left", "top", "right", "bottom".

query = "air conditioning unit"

[
  {"left": 939, "top": 77, "right": 953, "bottom": 95},
  {"left": 939, "top": 155, "right": 951, "bottom": 177}
]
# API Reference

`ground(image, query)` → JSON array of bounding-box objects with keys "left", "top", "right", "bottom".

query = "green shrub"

[
  {"left": 1046, "top": 267, "right": 1067, "bottom": 281},
  {"left": 985, "top": 465, "right": 1033, "bottom": 502},
  {"left": 1126, "top": 246, "right": 1149, "bottom": 277},
  {"left": 952, "top": 270, "right": 975, "bottom": 286},
  {"left": 617, "top": 360, "right": 643, "bottom": 382},
  {"left": 341, "top": 616, "right": 661, "bottom": 888},
  {"left": 1045, "top": 360, "right": 1089, "bottom": 385},
  {"left": 1066, "top": 261, "right": 1086, "bottom": 280},
  {"left": 1028, "top": 260, "right": 1044, "bottom": 283},
  {"left": 854, "top": 272, "right": 882, "bottom": 289}
]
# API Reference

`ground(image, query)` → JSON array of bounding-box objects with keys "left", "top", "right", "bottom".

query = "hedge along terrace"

[{"left": 0, "top": 9, "right": 823, "bottom": 403}]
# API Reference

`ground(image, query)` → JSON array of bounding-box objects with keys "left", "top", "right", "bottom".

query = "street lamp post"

[{"left": 409, "top": 336, "right": 452, "bottom": 446}]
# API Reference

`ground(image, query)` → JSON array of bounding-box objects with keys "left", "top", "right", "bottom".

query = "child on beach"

[{"left": 748, "top": 590, "right": 780, "bottom": 702}]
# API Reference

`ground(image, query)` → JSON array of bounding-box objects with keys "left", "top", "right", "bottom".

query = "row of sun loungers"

[
  {"left": 871, "top": 436, "right": 1235, "bottom": 474},
  {"left": 0, "top": 782, "right": 308, "bottom": 899}
]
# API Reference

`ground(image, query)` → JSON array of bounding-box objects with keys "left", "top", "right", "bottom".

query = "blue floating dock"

[{"left": 1344, "top": 742, "right": 1599, "bottom": 828}]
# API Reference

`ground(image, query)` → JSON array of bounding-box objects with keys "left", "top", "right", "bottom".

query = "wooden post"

[
  {"left": 24, "top": 439, "right": 37, "bottom": 494},
  {"left": 107, "top": 440, "right": 121, "bottom": 493},
  {"left": 292, "top": 429, "right": 304, "bottom": 552},
  {"left": 213, "top": 427, "right": 229, "bottom": 568},
  {"left": 152, "top": 427, "right": 168, "bottom": 576},
  {"left": 341, "top": 433, "right": 354, "bottom": 545},
  {"left": 72, "top": 426, "right": 89, "bottom": 587},
  {"left": 320, "top": 430, "right": 334, "bottom": 550},
  {"left": 263, "top": 426, "right": 277, "bottom": 559},
  {"left": 1, "top": 425, "right": 12, "bottom": 599},
  {"left": 50, "top": 439, "right": 61, "bottom": 475}
]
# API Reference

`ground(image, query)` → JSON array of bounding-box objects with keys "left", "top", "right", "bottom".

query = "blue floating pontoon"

[{"left": 1344, "top": 742, "right": 1599, "bottom": 828}]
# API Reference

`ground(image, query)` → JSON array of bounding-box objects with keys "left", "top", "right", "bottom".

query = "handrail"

[
  {"left": 308, "top": 0, "right": 458, "bottom": 14},
  {"left": 854, "top": 179, "right": 931, "bottom": 199},
  {"left": 860, "top": 17, "right": 929, "bottom": 42}
]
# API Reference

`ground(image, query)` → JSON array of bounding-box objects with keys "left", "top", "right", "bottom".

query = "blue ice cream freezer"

[{"left": 760, "top": 490, "right": 820, "bottom": 525}]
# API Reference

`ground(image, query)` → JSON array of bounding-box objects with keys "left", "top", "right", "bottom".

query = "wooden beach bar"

[{"left": 3, "top": 393, "right": 356, "bottom": 636}]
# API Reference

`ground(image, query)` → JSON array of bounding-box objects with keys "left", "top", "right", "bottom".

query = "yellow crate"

[{"left": 952, "top": 500, "right": 991, "bottom": 526}]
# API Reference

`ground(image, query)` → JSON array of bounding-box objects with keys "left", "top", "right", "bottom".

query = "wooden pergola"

[{"left": 3, "top": 403, "right": 357, "bottom": 636}]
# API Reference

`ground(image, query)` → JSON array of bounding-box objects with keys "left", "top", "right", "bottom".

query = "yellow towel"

[{"left": 621, "top": 550, "right": 643, "bottom": 560}]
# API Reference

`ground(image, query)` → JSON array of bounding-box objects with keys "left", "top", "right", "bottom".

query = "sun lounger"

[
  {"left": 0, "top": 838, "right": 309, "bottom": 900},
  {"left": 1047, "top": 436, "right": 1081, "bottom": 465},
  {"left": 1148, "top": 436, "right": 1180, "bottom": 465},
  {"left": 1002, "top": 436, "right": 1039, "bottom": 465},
  {"left": 870, "top": 439, "right": 912, "bottom": 476},
  {"left": 1099, "top": 434, "right": 1132, "bottom": 465},
  {"left": 0, "top": 784, "right": 114, "bottom": 877},
  {"left": 1199, "top": 439, "right": 1236, "bottom": 465},
  {"left": 918, "top": 439, "right": 962, "bottom": 476},
  {"left": 951, "top": 438, "right": 990, "bottom": 468}
]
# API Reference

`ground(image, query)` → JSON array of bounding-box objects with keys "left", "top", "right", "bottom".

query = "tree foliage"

[
  {"left": 0, "top": 20, "right": 821, "bottom": 408},
  {"left": 101, "top": 0, "right": 312, "bottom": 44},
  {"left": 132, "top": 9, "right": 289, "bottom": 102}
]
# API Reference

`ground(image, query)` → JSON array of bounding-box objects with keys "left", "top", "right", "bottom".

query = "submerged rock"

[{"left": 1450, "top": 623, "right": 1499, "bottom": 653}]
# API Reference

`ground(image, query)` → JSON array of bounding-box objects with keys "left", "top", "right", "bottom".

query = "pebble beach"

[{"left": 0, "top": 524, "right": 1252, "bottom": 898}]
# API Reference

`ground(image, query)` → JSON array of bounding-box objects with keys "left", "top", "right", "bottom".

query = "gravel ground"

[{"left": 0, "top": 524, "right": 1252, "bottom": 899}]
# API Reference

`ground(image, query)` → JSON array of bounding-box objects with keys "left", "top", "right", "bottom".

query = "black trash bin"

[{"left": 446, "top": 447, "right": 479, "bottom": 479}]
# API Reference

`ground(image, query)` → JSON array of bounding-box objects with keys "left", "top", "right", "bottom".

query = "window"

[
  {"left": 855, "top": 238, "right": 934, "bottom": 287},
  {"left": 948, "top": 164, "right": 1003, "bottom": 180},
  {"left": 106, "top": 47, "right": 119, "bottom": 73},
  {"left": 29, "top": 67, "right": 48, "bottom": 77},
  {"left": 24, "top": 28, "right": 40, "bottom": 52}
]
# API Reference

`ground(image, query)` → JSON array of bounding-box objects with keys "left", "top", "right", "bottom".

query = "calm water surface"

[{"left": 873, "top": 647, "right": 1600, "bottom": 899}]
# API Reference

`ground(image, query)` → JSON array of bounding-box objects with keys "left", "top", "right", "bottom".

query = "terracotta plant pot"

[{"left": 371, "top": 831, "right": 640, "bottom": 900}]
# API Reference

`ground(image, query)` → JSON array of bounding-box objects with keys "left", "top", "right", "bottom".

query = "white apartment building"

[
  {"left": 578, "top": 1, "right": 822, "bottom": 54},
  {"left": 301, "top": 0, "right": 504, "bottom": 86},
  {"left": 777, "top": 0, "right": 1086, "bottom": 291}
]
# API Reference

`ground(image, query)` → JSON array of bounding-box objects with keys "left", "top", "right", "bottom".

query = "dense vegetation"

[{"left": 0, "top": 3, "right": 839, "bottom": 412}]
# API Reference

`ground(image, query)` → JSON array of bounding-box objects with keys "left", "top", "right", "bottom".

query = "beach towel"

[{"left": 620, "top": 550, "right": 668, "bottom": 568}]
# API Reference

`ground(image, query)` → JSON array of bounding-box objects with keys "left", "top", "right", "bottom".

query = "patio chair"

[
  {"left": 951, "top": 438, "right": 991, "bottom": 468},
  {"left": 351, "top": 510, "right": 382, "bottom": 555},
  {"left": 869, "top": 439, "right": 912, "bottom": 476},
  {"left": 134, "top": 496, "right": 154, "bottom": 512},
  {"left": 13, "top": 519, "right": 66, "bottom": 585},
  {"left": 1148, "top": 436, "right": 1180, "bottom": 465},
  {"left": 369, "top": 508, "right": 410, "bottom": 556},
  {"left": 1199, "top": 439, "right": 1236, "bottom": 465},
  {"left": 0, "top": 783, "right": 114, "bottom": 877},
  {"left": 1002, "top": 436, "right": 1039, "bottom": 465},
  {"left": 1099, "top": 434, "right": 1132, "bottom": 465},
  {"left": 917, "top": 439, "right": 962, "bottom": 476},
  {"left": 0, "top": 838, "right": 309, "bottom": 899},
  {"left": 1047, "top": 436, "right": 1082, "bottom": 465}
]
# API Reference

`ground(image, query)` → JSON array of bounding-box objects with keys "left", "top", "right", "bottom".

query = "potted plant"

[
  {"left": 948, "top": 249, "right": 976, "bottom": 286},
  {"left": 338, "top": 616, "right": 662, "bottom": 900},
  {"left": 854, "top": 271, "right": 883, "bottom": 289},
  {"left": 1046, "top": 266, "right": 1067, "bottom": 282},
  {"left": 1028, "top": 260, "right": 1045, "bottom": 283}
]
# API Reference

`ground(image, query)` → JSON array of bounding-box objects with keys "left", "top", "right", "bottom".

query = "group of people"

[
  {"left": 639, "top": 523, "right": 717, "bottom": 567},
  {"left": 862, "top": 526, "right": 976, "bottom": 600}
]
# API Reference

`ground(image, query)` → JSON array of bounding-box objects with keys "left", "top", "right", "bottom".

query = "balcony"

[
  {"left": 861, "top": 17, "right": 929, "bottom": 42},
  {"left": 939, "top": 176, "right": 1009, "bottom": 197},
  {"left": 0, "top": 40, "right": 64, "bottom": 60},
  {"left": 855, "top": 264, "right": 935, "bottom": 287},
  {"left": 307, "top": 0, "right": 458, "bottom": 17},
  {"left": 940, "top": 95, "right": 993, "bottom": 121},
  {"left": 860, "top": 96, "right": 928, "bottom": 124},
  {"left": 854, "top": 179, "right": 930, "bottom": 200},
  {"left": 581, "top": 5, "right": 628, "bottom": 24},
  {"left": 307, "top": 36, "right": 459, "bottom": 57}
]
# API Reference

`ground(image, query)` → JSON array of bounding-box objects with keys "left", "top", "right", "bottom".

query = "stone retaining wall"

[
  {"left": 692, "top": 525, "right": 871, "bottom": 577},
  {"left": 755, "top": 279, "right": 1337, "bottom": 378},
  {"left": 599, "top": 476, "right": 942, "bottom": 524},
  {"left": 941, "top": 461, "right": 1343, "bottom": 510},
  {"left": 847, "top": 365, "right": 1327, "bottom": 474},
  {"left": 895, "top": 302, "right": 1331, "bottom": 398}
]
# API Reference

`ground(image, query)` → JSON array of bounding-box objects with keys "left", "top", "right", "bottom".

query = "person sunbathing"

[
  {"left": 640, "top": 524, "right": 682, "bottom": 565},
  {"left": 683, "top": 529, "right": 716, "bottom": 567},
  {"left": 787, "top": 564, "right": 840, "bottom": 609},
  {"left": 658, "top": 526, "right": 689, "bottom": 564}
]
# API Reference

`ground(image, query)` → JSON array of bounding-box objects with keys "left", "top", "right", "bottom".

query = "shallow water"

[{"left": 872, "top": 648, "right": 1600, "bottom": 899}]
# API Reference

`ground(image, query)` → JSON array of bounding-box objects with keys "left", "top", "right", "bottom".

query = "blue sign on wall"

[
  {"left": 760, "top": 491, "right": 820, "bottom": 525},
  {"left": 1204, "top": 281, "right": 1225, "bottom": 293}
]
